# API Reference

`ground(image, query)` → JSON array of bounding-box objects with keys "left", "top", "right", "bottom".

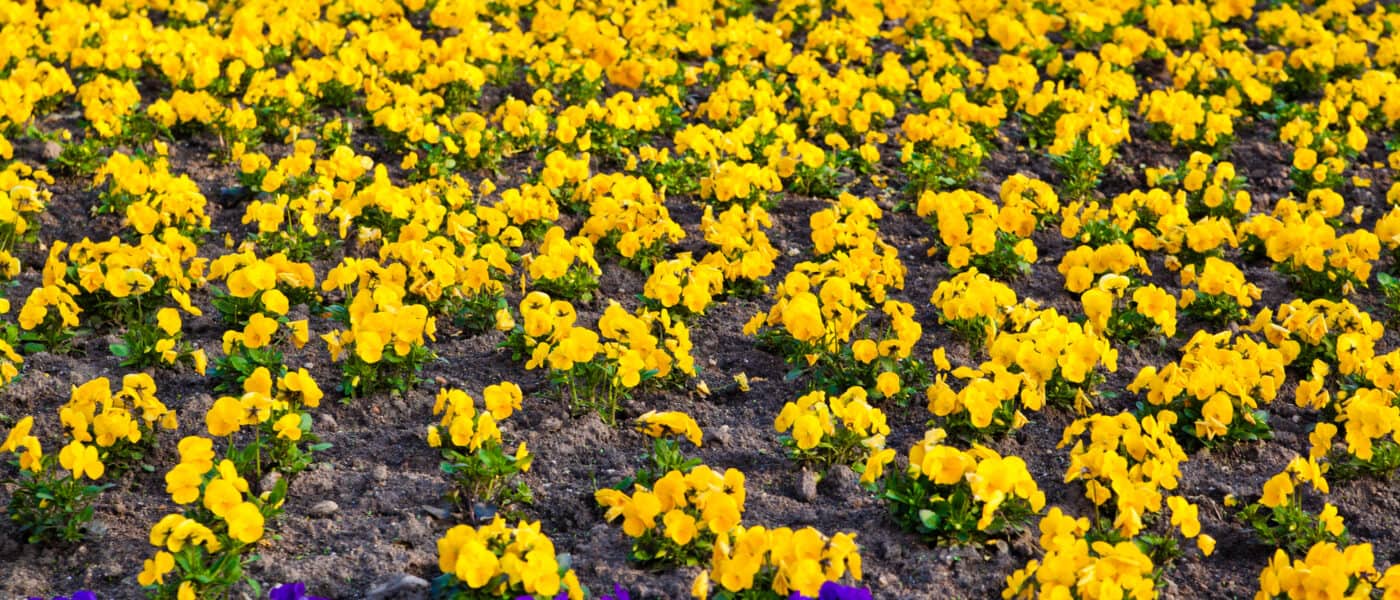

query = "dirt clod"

[
  {"left": 820, "top": 464, "right": 863, "bottom": 499},
  {"left": 704, "top": 424, "right": 733, "bottom": 447}
]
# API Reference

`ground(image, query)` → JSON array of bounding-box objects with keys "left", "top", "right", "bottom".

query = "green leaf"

[
  {"left": 109, "top": 343, "right": 130, "bottom": 357},
  {"left": 229, "top": 355, "right": 250, "bottom": 372},
  {"left": 918, "top": 509, "right": 942, "bottom": 530}
]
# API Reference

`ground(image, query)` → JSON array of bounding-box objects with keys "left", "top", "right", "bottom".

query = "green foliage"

[
  {"left": 1051, "top": 138, "right": 1104, "bottom": 202},
  {"left": 1237, "top": 499, "right": 1347, "bottom": 557},
  {"left": 339, "top": 343, "right": 435, "bottom": 399},
  {"left": 880, "top": 467, "right": 1036, "bottom": 545},
  {"left": 902, "top": 145, "right": 982, "bottom": 194},
  {"left": 438, "top": 441, "right": 534, "bottom": 517},
  {"left": 5, "top": 456, "right": 109, "bottom": 544},
  {"left": 620, "top": 437, "right": 702, "bottom": 491}
]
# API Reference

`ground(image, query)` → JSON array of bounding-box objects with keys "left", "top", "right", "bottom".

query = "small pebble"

[
  {"left": 259, "top": 471, "right": 283, "bottom": 494},
  {"left": 365, "top": 574, "right": 429, "bottom": 600},
  {"left": 309, "top": 500, "right": 339, "bottom": 518}
]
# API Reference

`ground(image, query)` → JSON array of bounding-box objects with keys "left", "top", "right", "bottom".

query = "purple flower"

[
  {"left": 789, "top": 582, "right": 873, "bottom": 600},
  {"left": 820, "top": 582, "right": 873, "bottom": 600},
  {"left": 602, "top": 584, "right": 632, "bottom": 600},
  {"left": 517, "top": 584, "right": 627, "bottom": 600},
  {"left": 28, "top": 593, "right": 96, "bottom": 600},
  {"left": 270, "top": 583, "right": 328, "bottom": 600}
]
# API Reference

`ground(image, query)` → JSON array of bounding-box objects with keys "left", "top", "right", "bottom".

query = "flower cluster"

[
  {"left": 900, "top": 109, "right": 987, "bottom": 193},
  {"left": 204, "top": 367, "right": 326, "bottom": 478},
  {"left": 596, "top": 465, "right": 746, "bottom": 566},
  {"left": 1145, "top": 152, "right": 1251, "bottom": 222},
  {"left": 1178, "top": 256, "right": 1261, "bottom": 326},
  {"left": 526, "top": 226, "right": 601, "bottom": 301},
  {"left": 699, "top": 204, "right": 779, "bottom": 296},
  {"left": 427, "top": 385, "right": 533, "bottom": 514},
  {"left": 45, "top": 236, "right": 206, "bottom": 367},
  {"left": 1003, "top": 508, "right": 1161, "bottom": 600},
  {"left": 1130, "top": 331, "right": 1286, "bottom": 446},
  {"left": 2, "top": 416, "right": 107, "bottom": 543},
  {"left": 1140, "top": 89, "right": 1236, "bottom": 152},
  {"left": 321, "top": 286, "right": 437, "bottom": 397},
  {"left": 694, "top": 526, "right": 864, "bottom": 600},
  {"left": 928, "top": 269, "right": 1021, "bottom": 353},
  {"left": 142, "top": 437, "right": 280, "bottom": 598},
  {"left": 504, "top": 294, "right": 693, "bottom": 423},
  {"left": 917, "top": 189, "right": 1038, "bottom": 279},
  {"left": 435, "top": 517, "right": 584, "bottom": 600},
  {"left": 748, "top": 273, "right": 924, "bottom": 401},
  {"left": 774, "top": 387, "right": 892, "bottom": 482},
  {"left": 579, "top": 173, "right": 685, "bottom": 270},
  {"left": 1255, "top": 542, "right": 1400, "bottom": 600},
  {"left": 881, "top": 428, "right": 1046, "bottom": 544},
  {"left": 643, "top": 253, "right": 726, "bottom": 318},
  {"left": 1236, "top": 456, "right": 1346, "bottom": 556},
  {"left": 1060, "top": 412, "right": 1190, "bottom": 539},
  {"left": 1082, "top": 276, "right": 1179, "bottom": 340},
  {"left": 61, "top": 374, "right": 176, "bottom": 467},
  {"left": 1256, "top": 212, "right": 1379, "bottom": 300},
  {"left": 1249, "top": 298, "right": 1382, "bottom": 378}
]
